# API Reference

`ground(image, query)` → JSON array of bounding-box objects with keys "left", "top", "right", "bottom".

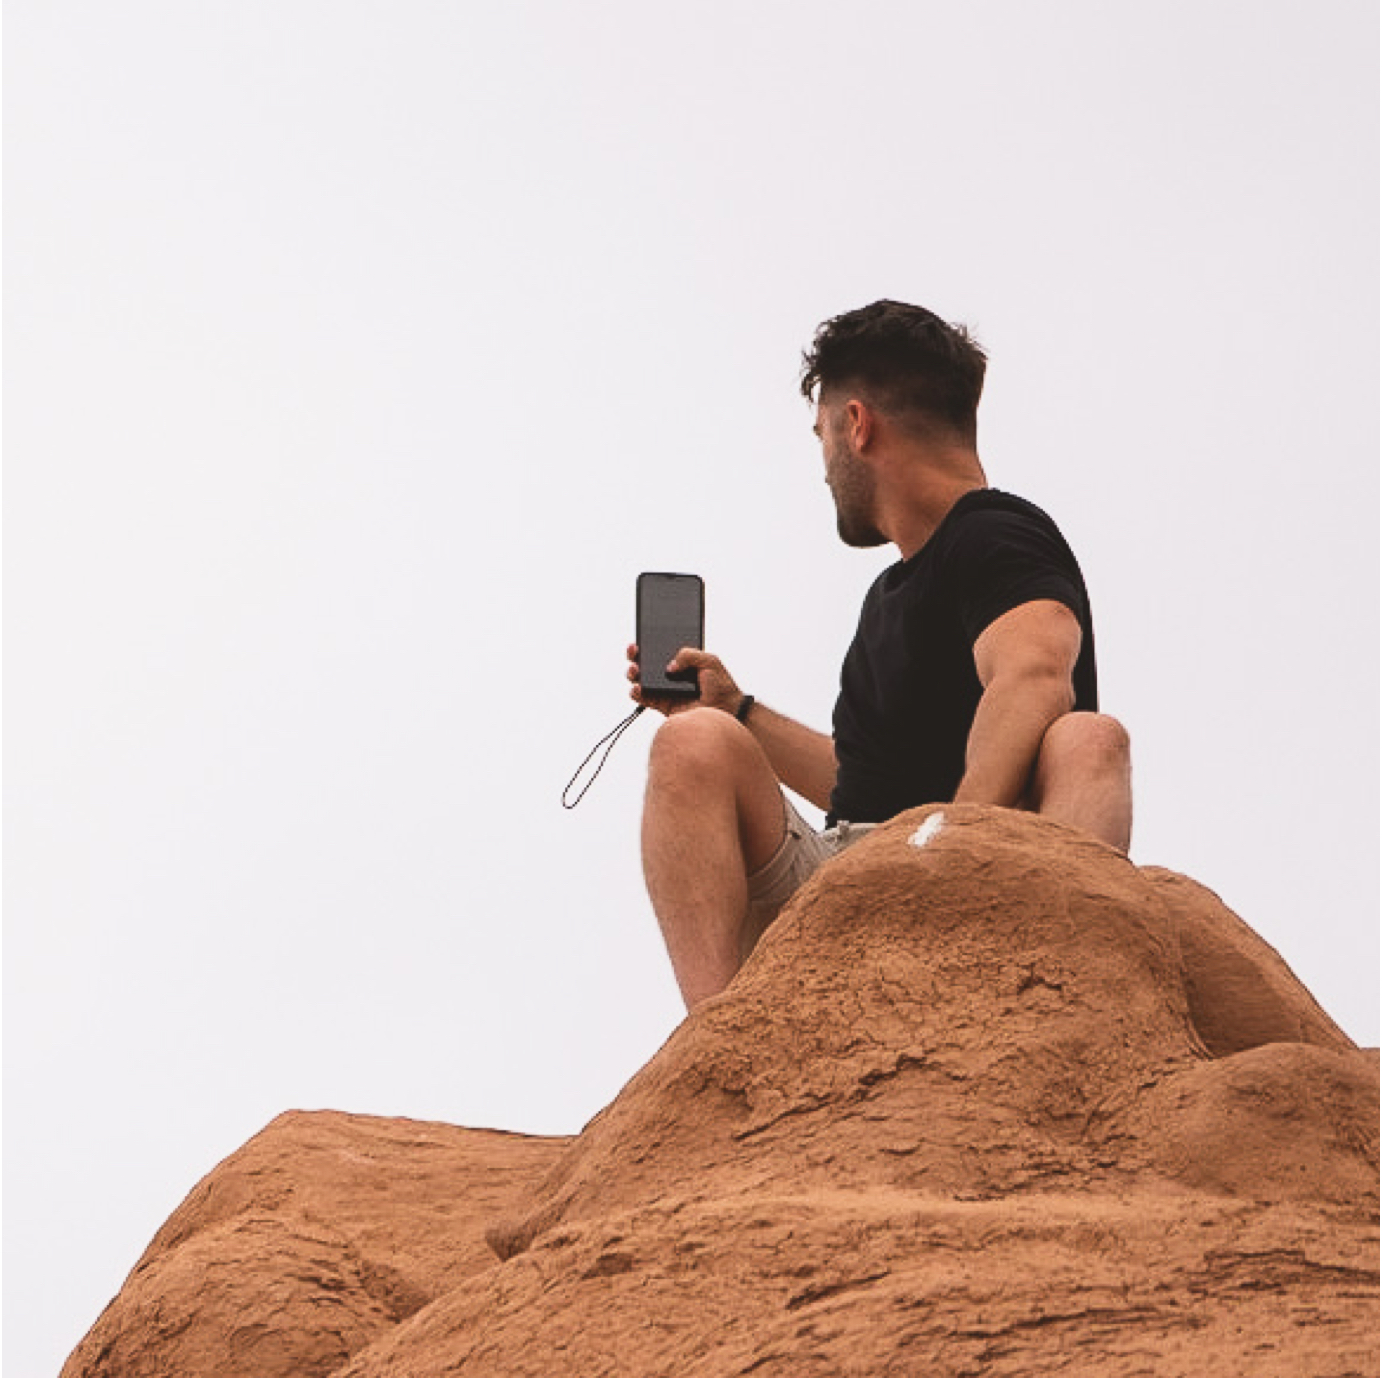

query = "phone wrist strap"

[{"left": 561, "top": 706, "right": 645, "bottom": 809}]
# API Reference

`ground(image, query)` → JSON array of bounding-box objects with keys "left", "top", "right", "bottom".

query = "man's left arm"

[{"left": 953, "top": 599, "right": 1080, "bottom": 808}]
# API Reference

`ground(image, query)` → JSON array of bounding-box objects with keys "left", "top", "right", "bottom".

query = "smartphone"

[{"left": 636, "top": 572, "right": 705, "bottom": 700}]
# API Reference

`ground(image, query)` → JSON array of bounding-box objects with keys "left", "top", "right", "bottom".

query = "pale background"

[{"left": 6, "top": 3, "right": 1377, "bottom": 1374}]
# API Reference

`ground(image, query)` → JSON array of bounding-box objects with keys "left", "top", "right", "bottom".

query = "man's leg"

[
  {"left": 1028, "top": 712, "right": 1133, "bottom": 853},
  {"left": 642, "top": 707, "right": 790, "bottom": 1011}
]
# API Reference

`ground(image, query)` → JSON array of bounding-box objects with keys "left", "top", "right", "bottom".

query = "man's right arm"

[
  {"left": 737, "top": 699, "right": 836, "bottom": 814},
  {"left": 628, "top": 645, "right": 837, "bottom": 813}
]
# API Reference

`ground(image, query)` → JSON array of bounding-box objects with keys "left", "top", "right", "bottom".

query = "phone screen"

[{"left": 637, "top": 573, "right": 704, "bottom": 699}]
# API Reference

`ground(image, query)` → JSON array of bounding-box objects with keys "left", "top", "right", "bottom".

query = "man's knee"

[
  {"left": 645, "top": 708, "right": 786, "bottom": 868},
  {"left": 1040, "top": 712, "right": 1132, "bottom": 777},
  {"left": 1029, "top": 712, "right": 1133, "bottom": 852},
  {"left": 647, "top": 707, "right": 749, "bottom": 784}
]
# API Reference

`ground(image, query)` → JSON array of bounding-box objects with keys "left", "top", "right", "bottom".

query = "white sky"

[{"left": 6, "top": 3, "right": 1377, "bottom": 1374}]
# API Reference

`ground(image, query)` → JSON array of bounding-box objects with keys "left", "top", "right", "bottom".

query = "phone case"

[{"left": 636, "top": 572, "right": 704, "bottom": 699}]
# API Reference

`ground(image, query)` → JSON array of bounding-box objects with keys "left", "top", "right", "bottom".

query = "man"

[{"left": 628, "top": 301, "right": 1132, "bottom": 1012}]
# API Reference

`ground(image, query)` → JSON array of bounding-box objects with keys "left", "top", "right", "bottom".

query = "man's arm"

[
  {"left": 953, "top": 599, "right": 1080, "bottom": 808},
  {"left": 737, "top": 699, "right": 836, "bottom": 813},
  {"left": 629, "top": 645, "right": 837, "bottom": 813}
]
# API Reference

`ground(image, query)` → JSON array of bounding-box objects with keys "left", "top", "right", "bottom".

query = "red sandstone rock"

[
  {"left": 60, "top": 1114, "right": 569, "bottom": 1378},
  {"left": 62, "top": 806, "right": 1379, "bottom": 1378}
]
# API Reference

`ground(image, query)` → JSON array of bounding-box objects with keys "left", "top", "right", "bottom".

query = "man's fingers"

[{"left": 668, "top": 647, "right": 716, "bottom": 672}]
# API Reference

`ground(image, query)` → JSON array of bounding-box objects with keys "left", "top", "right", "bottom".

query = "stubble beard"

[
  {"left": 830, "top": 455, "right": 887, "bottom": 549},
  {"left": 836, "top": 508, "right": 887, "bottom": 549}
]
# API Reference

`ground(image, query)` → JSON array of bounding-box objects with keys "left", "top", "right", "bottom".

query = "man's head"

[{"left": 800, "top": 300, "right": 987, "bottom": 447}]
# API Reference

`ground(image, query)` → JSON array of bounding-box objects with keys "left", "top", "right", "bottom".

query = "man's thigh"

[{"left": 740, "top": 801, "right": 874, "bottom": 961}]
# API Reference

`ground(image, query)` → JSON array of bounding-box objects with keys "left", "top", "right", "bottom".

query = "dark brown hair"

[{"left": 800, "top": 300, "right": 987, "bottom": 443}]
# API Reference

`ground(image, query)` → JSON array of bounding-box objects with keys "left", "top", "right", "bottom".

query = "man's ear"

[{"left": 845, "top": 399, "right": 876, "bottom": 452}]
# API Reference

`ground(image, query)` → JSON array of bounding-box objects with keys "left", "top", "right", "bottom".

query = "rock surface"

[{"left": 63, "top": 805, "right": 1378, "bottom": 1377}]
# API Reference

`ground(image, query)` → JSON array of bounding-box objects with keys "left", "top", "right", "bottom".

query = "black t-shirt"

[{"left": 829, "top": 489, "right": 1098, "bottom": 825}]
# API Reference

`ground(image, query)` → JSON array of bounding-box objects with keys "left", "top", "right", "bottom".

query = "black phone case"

[{"left": 636, "top": 572, "right": 704, "bottom": 699}]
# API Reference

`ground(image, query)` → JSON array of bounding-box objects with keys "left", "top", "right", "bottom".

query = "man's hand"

[
  {"left": 628, "top": 643, "right": 837, "bottom": 810},
  {"left": 627, "top": 644, "right": 744, "bottom": 717}
]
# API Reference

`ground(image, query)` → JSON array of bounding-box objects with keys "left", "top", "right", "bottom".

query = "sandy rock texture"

[{"left": 63, "top": 805, "right": 1378, "bottom": 1378}]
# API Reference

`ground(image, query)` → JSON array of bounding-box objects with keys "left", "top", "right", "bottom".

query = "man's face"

[{"left": 816, "top": 399, "right": 886, "bottom": 549}]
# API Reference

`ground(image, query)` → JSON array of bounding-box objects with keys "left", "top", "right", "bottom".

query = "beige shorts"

[{"left": 742, "top": 795, "right": 876, "bottom": 957}]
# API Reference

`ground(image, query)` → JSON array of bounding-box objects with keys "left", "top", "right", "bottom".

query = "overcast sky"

[{"left": 7, "top": 3, "right": 1378, "bottom": 1374}]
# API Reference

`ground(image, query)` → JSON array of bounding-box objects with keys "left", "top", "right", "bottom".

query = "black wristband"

[{"left": 735, "top": 694, "right": 755, "bottom": 724}]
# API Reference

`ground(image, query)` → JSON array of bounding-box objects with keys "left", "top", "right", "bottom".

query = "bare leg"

[
  {"left": 642, "top": 708, "right": 789, "bottom": 1010},
  {"left": 1028, "top": 712, "right": 1133, "bottom": 853}
]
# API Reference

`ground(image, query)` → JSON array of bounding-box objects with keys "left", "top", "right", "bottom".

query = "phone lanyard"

[{"left": 561, "top": 706, "right": 645, "bottom": 809}]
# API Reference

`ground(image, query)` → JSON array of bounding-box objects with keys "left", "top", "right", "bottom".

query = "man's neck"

[{"left": 880, "top": 450, "right": 988, "bottom": 560}]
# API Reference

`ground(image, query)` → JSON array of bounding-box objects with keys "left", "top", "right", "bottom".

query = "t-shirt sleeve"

[{"left": 941, "top": 507, "right": 1086, "bottom": 646}]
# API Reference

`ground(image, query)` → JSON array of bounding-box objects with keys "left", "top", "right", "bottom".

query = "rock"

[
  {"left": 62, "top": 806, "right": 1378, "bottom": 1378},
  {"left": 60, "top": 1112, "right": 570, "bottom": 1378}
]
